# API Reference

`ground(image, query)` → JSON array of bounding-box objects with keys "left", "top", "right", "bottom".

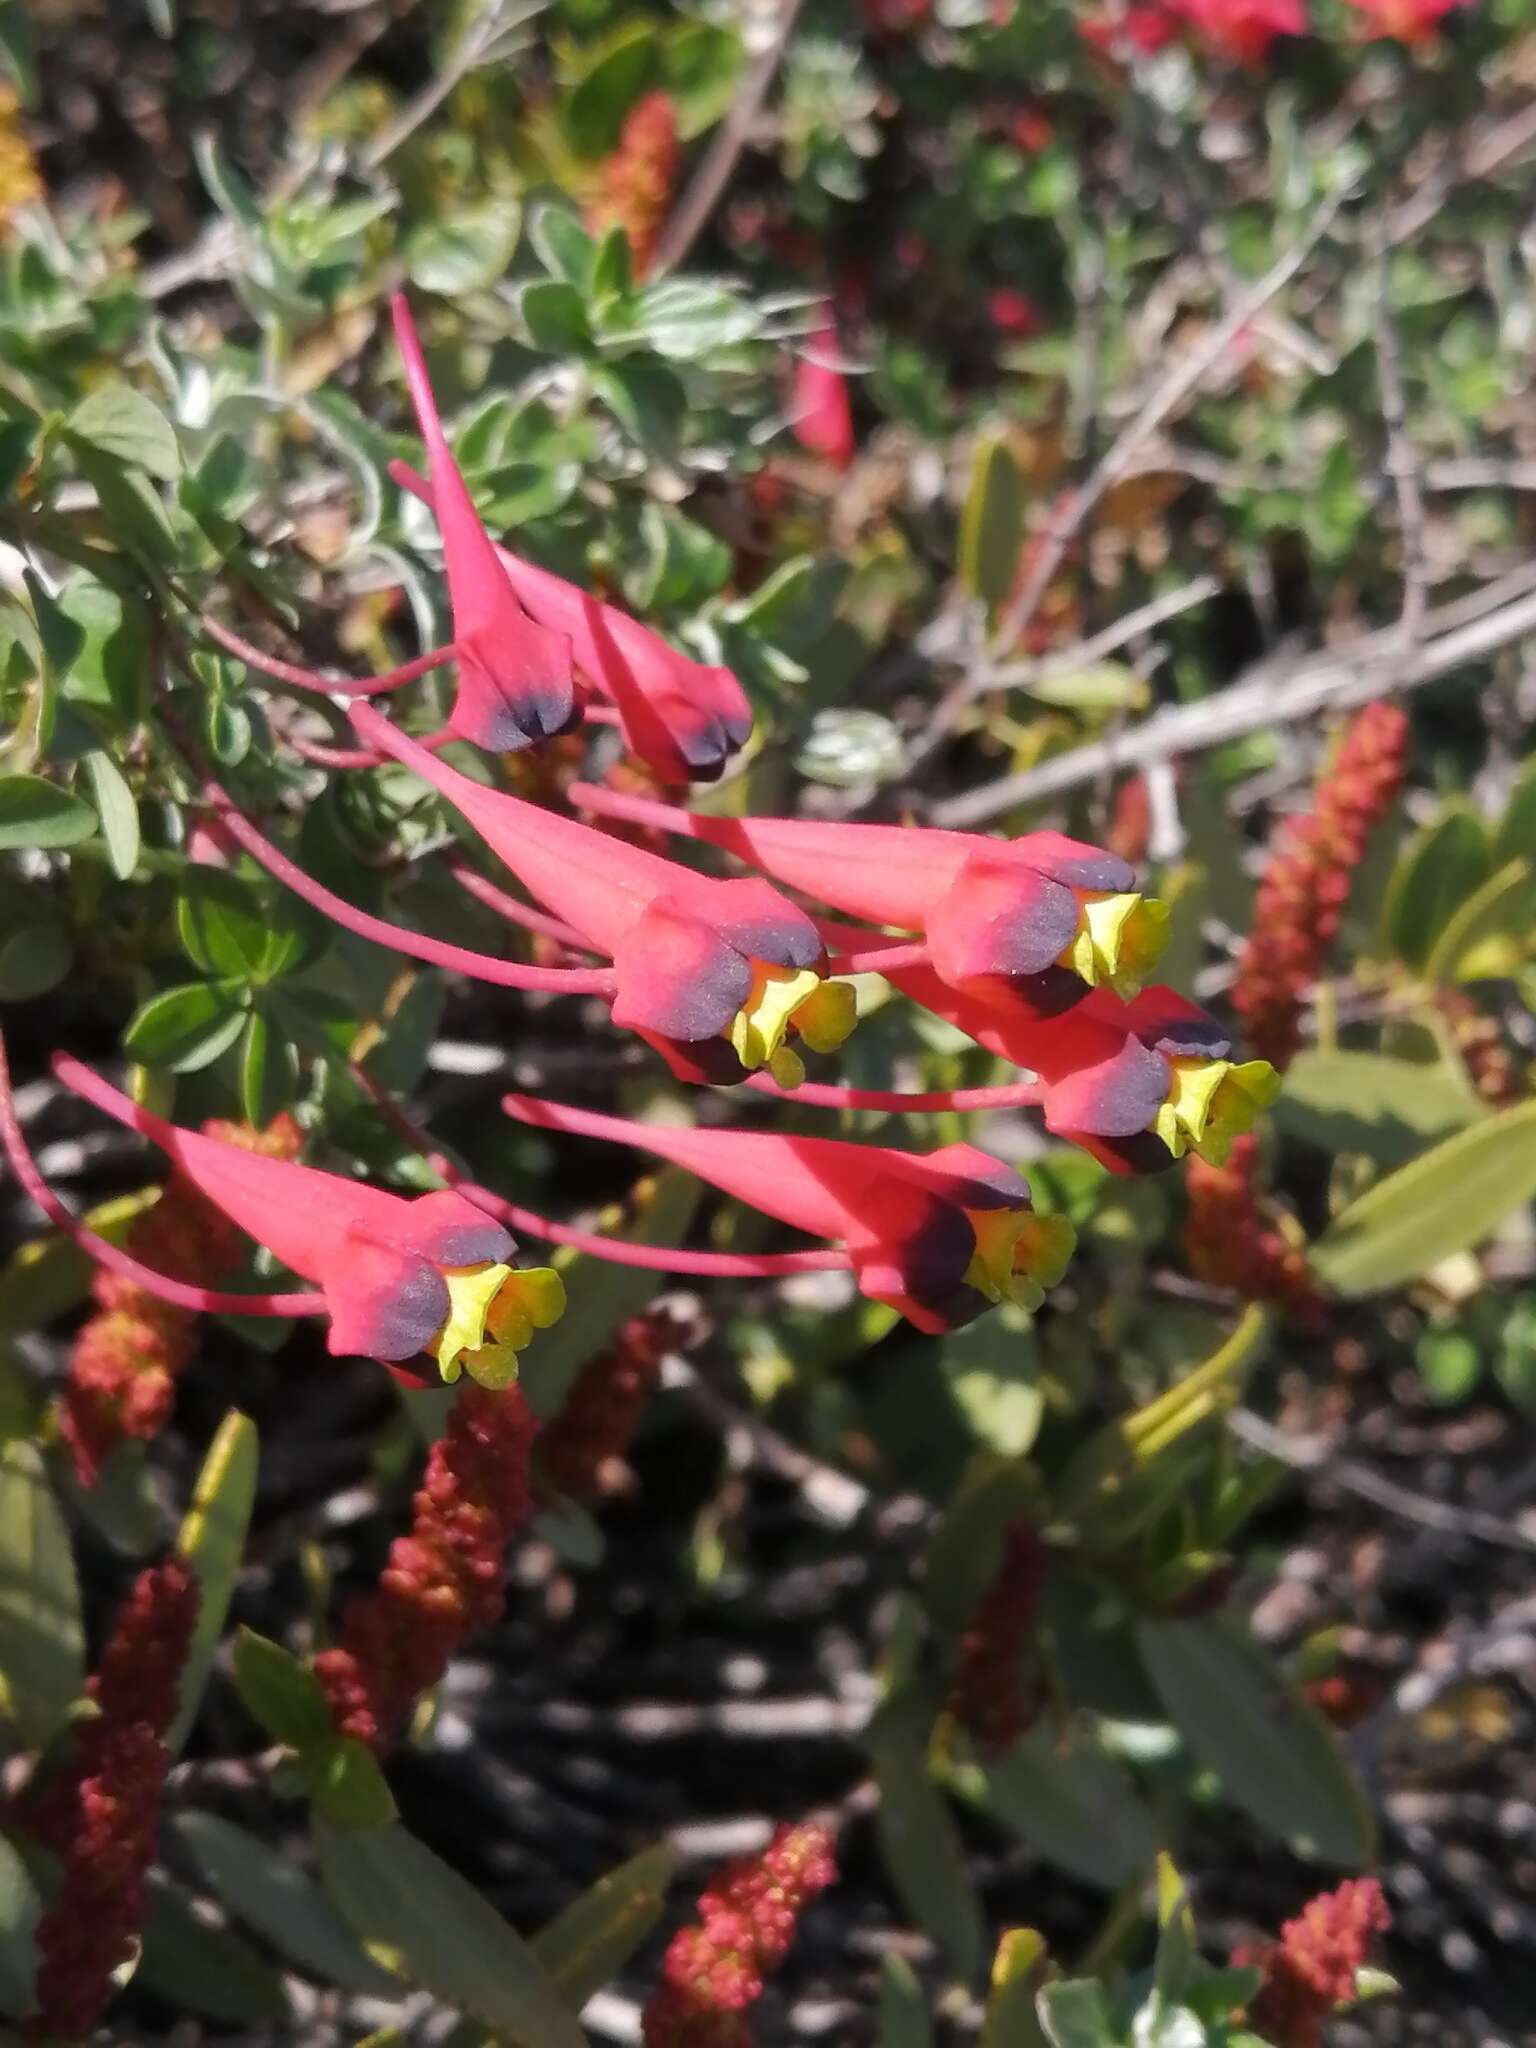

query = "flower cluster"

[
  {"left": 1234, "top": 701, "right": 1410, "bottom": 1070},
  {"left": 18, "top": 1561, "right": 199, "bottom": 2043},
  {"left": 1081, "top": 0, "right": 1460, "bottom": 58},
  {"left": 1185, "top": 1134, "right": 1325, "bottom": 1326},
  {"left": 1436, "top": 989, "right": 1523, "bottom": 1107},
  {"left": 538, "top": 1307, "right": 689, "bottom": 1500},
  {"left": 315, "top": 1381, "right": 538, "bottom": 1751},
  {"left": 642, "top": 1823, "right": 837, "bottom": 2047},
  {"left": 587, "top": 91, "right": 682, "bottom": 277},
  {"left": 947, "top": 1515, "right": 1046, "bottom": 1755},
  {"left": 1, "top": 292, "right": 1283, "bottom": 1389},
  {"left": 1234, "top": 1877, "right": 1391, "bottom": 2048},
  {"left": 60, "top": 1114, "right": 300, "bottom": 1485}
]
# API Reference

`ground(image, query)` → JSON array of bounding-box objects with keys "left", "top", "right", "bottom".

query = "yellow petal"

[
  {"left": 1158, "top": 1054, "right": 1280, "bottom": 1165},
  {"left": 727, "top": 964, "right": 857, "bottom": 1081},
  {"left": 1062, "top": 891, "right": 1170, "bottom": 997},
  {"left": 963, "top": 1205, "right": 1077, "bottom": 1311},
  {"left": 430, "top": 1263, "right": 567, "bottom": 1389}
]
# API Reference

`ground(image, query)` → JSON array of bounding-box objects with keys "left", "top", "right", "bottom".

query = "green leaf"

[
  {"left": 879, "top": 1951, "right": 934, "bottom": 2048},
  {"left": 1415, "top": 1328, "right": 1482, "bottom": 1404},
  {"left": 1036, "top": 1979, "right": 1117, "bottom": 2048},
  {"left": 562, "top": 23, "right": 658, "bottom": 157},
  {"left": 530, "top": 1843, "right": 676, "bottom": 2007},
  {"left": 1384, "top": 808, "right": 1490, "bottom": 970},
  {"left": 168, "top": 1411, "right": 258, "bottom": 1752},
  {"left": 959, "top": 435, "right": 1024, "bottom": 617},
  {"left": 1424, "top": 856, "right": 1530, "bottom": 981},
  {"left": 0, "top": 0, "right": 38, "bottom": 104},
  {"left": 231, "top": 1627, "right": 335, "bottom": 1753},
  {"left": 636, "top": 280, "right": 760, "bottom": 360},
  {"left": 979, "top": 1929, "right": 1050, "bottom": 2048},
  {"left": 0, "top": 921, "right": 71, "bottom": 1001},
  {"left": 1276, "top": 1049, "right": 1482, "bottom": 1166},
  {"left": 178, "top": 869, "right": 276, "bottom": 979},
  {"left": 0, "top": 1187, "right": 158, "bottom": 1338},
  {"left": 1026, "top": 663, "right": 1149, "bottom": 713},
  {"left": 520, "top": 279, "right": 593, "bottom": 357},
  {"left": 0, "top": 773, "right": 96, "bottom": 851},
  {"left": 67, "top": 384, "right": 181, "bottom": 482},
  {"left": 1137, "top": 1614, "right": 1373, "bottom": 1865},
  {"left": 58, "top": 578, "right": 150, "bottom": 726},
  {"left": 82, "top": 749, "right": 139, "bottom": 879},
  {"left": 529, "top": 205, "right": 597, "bottom": 289},
  {"left": 867, "top": 1688, "right": 985, "bottom": 1981},
  {"left": 175, "top": 1811, "right": 396, "bottom": 1994},
  {"left": 0, "top": 1831, "right": 40, "bottom": 2018},
  {"left": 661, "top": 19, "right": 744, "bottom": 135},
  {"left": 315, "top": 1818, "right": 588, "bottom": 2047},
  {"left": 921, "top": 1457, "right": 1035, "bottom": 1641},
  {"left": 519, "top": 1169, "right": 699, "bottom": 1420},
  {"left": 239, "top": 1010, "right": 296, "bottom": 1129},
  {"left": 954, "top": 1723, "right": 1159, "bottom": 1891},
  {"left": 1312, "top": 1100, "right": 1536, "bottom": 1295},
  {"left": 122, "top": 979, "right": 249, "bottom": 1073},
  {"left": 0, "top": 1439, "right": 84, "bottom": 1748},
  {"left": 406, "top": 200, "right": 522, "bottom": 295},
  {"left": 139, "top": 1877, "right": 291, "bottom": 2025},
  {"left": 310, "top": 1736, "right": 397, "bottom": 1828}
]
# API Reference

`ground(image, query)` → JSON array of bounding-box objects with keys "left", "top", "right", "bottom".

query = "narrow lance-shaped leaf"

[
  {"left": 168, "top": 1411, "right": 259, "bottom": 1753},
  {"left": 0, "top": 1440, "right": 84, "bottom": 1749}
]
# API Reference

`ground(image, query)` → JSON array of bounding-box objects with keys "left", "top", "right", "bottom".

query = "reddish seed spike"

[{"left": 391, "top": 294, "right": 576, "bottom": 750}]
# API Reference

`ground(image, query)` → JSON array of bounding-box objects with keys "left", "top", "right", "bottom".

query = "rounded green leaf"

[
  {"left": 0, "top": 921, "right": 72, "bottom": 1001},
  {"left": 1384, "top": 808, "right": 1490, "bottom": 970},
  {"left": 1136, "top": 1615, "right": 1373, "bottom": 1866},
  {"left": 0, "top": 774, "right": 96, "bottom": 852},
  {"left": 1312, "top": 1100, "right": 1536, "bottom": 1295},
  {"left": 122, "top": 980, "right": 249, "bottom": 1073},
  {"left": 1276, "top": 1048, "right": 1483, "bottom": 1166},
  {"left": 83, "top": 749, "right": 139, "bottom": 879}
]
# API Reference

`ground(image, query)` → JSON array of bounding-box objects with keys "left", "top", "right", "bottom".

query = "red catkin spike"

[
  {"left": 537, "top": 1307, "right": 689, "bottom": 1501},
  {"left": 60, "top": 1115, "right": 302, "bottom": 1486},
  {"left": 1436, "top": 988, "right": 1524, "bottom": 1106},
  {"left": 587, "top": 92, "right": 682, "bottom": 278},
  {"left": 18, "top": 1561, "right": 199, "bottom": 2044},
  {"left": 315, "top": 1382, "right": 538, "bottom": 1752},
  {"left": 1233, "top": 1877, "right": 1391, "bottom": 2048},
  {"left": 1184, "top": 1133, "right": 1325, "bottom": 1327},
  {"left": 947, "top": 1516, "right": 1046, "bottom": 1756},
  {"left": 1233, "top": 701, "right": 1409, "bottom": 1071},
  {"left": 642, "top": 1823, "right": 837, "bottom": 2048}
]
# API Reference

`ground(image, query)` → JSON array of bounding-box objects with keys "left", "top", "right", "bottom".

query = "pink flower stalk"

[
  {"left": 391, "top": 462, "right": 753, "bottom": 784},
  {"left": 643, "top": 1823, "right": 837, "bottom": 2048},
  {"left": 48, "top": 1056, "right": 565, "bottom": 1387},
  {"left": 789, "top": 328, "right": 856, "bottom": 471},
  {"left": 568, "top": 781, "right": 1169, "bottom": 1018},
  {"left": 18, "top": 1561, "right": 199, "bottom": 2044},
  {"left": 391, "top": 293, "right": 577, "bottom": 750},
  {"left": 500, "top": 1093, "right": 1076, "bottom": 1334},
  {"left": 352, "top": 706, "right": 856, "bottom": 1087}
]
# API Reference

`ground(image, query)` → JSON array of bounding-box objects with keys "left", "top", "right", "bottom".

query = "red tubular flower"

[
  {"left": 1185, "top": 1133, "right": 1324, "bottom": 1326},
  {"left": 391, "top": 294, "right": 577, "bottom": 750},
  {"left": 737, "top": 945, "right": 1278, "bottom": 1174},
  {"left": 61, "top": 1114, "right": 301, "bottom": 1486},
  {"left": 1233, "top": 702, "right": 1408, "bottom": 1070},
  {"left": 19, "top": 1561, "right": 198, "bottom": 2043},
  {"left": 947, "top": 1516, "right": 1046, "bottom": 1756},
  {"left": 1234, "top": 1878, "right": 1391, "bottom": 2048},
  {"left": 1080, "top": 3, "right": 1184, "bottom": 53},
  {"left": 500, "top": 1094, "right": 1075, "bottom": 1334},
  {"left": 568, "top": 783, "right": 1169, "bottom": 1018},
  {"left": 391, "top": 462, "right": 753, "bottom": 785},
  {"left": 642, "top": 1823, "right": 837, "bottom": 2048},
  {"left": 352, "top": 707, "right": 854, "bottom": 1086},
  {"left": 788, "top": 327, "right": 855, "bottom": 471},
  {"left": 538, "top": 1307, "right": 687, "bottom": 1500},
  {"left": 51, "top": 1057, "right": 564, "bottom": 1386},
  {"left": 1167, "top": 0, "right": 1307, "bottom": 60},
  {"left": 586, "top": 91, "right": 681, "bottom": 277},
  {"left": 316, "top": 1381, "right": 537, "bottom": 1751},
  {"left": 1345, "top": 0, "right": 1463, "bottom": 39}
]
